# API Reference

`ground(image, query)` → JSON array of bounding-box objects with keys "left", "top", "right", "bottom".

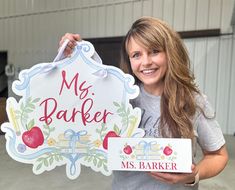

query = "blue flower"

[{"left": 17, "top": 143, "right": 26, "bottom": 153}]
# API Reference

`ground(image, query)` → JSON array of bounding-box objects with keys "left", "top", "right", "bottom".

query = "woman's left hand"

[{"left": 149, "top": 164, "right": 198, "bottom": 184}]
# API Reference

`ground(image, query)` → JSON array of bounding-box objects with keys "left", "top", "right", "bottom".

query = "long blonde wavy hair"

[{"left": 120, "top": 17, "right": 200, "bottom": 139}]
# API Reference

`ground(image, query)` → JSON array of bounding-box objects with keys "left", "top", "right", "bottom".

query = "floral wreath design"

[
  {"left": 119, "top": 141, "right": 177, "bottom": 162},
  {"left": 1, "top": 41, "right": 143, "bottom": 180}
]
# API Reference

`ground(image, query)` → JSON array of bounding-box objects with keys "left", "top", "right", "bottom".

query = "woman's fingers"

[{"left": 59, "top": 33, "right": 82, "bottom": 57}]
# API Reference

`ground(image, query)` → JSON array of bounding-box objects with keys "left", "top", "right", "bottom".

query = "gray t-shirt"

[{"left": 112, "top": 84, "right": 225, "bottom": 190}]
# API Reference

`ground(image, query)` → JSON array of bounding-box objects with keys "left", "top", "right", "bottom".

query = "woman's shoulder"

[{"left": 194, "top": 92, "right": 215, "bottom": 118}]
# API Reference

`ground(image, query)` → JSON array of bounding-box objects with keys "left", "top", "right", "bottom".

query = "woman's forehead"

[{"left": 126, "top": 36, "right": 163, "bottom": 53}]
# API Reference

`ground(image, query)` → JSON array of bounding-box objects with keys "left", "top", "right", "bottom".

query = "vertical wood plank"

[
  {"left": 193, "top": 39, "right": 207, "bottom": 92},
  {"left": 74, "top": 5, "right": 83, "bottom": 35},
  {"left": 208, "top": 0, "right": 222, "bottom": 29},
  {"left": 152, "top": 0, "right": 164, "bottom": 19},
  {"left": 196, "top": 0, "right": 209, "bottom": 30},
  {"left": 173, "top": 0, "right": 185, "bottom": 31},
  {"left": 216, "top": 36, "right": 232, "bottom": 133},
  {"left": 184, "top": 0, "right": 197, "bottom": 30},
  {"left": 132, "top": 0, "right": 142, "bottom": 21},
  {"left": 163, "top": 0, "right": 174, "bottom": 26},
  {"left": 142, "top": 0, "right": 152, "bottom": 16},
  {"left": 114, "top": 3, "right": 124, "bottom": 36},
  {"left": 184, "top": 39, "right": 195, "bottom": 69},
  {"left": 123, "top": 2, "right": 133, "bottom": 34},
  {"left": 106, "top": 4, "right": 114, "bottom": 37},
  {"left": 228, "top": 31, "right": 235, "bottom": 134},
  {"left": 97, "top": 5, "right": 106, "bottom": 37},
  {"left": 81, "top": 7, "right": 90, "bottom": 37},
  {"left": 220, "top": 0, "right": 234, "bottom": 33},
  {"left": 204, "top": 38, "right": 220, "bottom": 107},
  {"left": 0, "top": 0, "right": 3, "bottom": 17}
]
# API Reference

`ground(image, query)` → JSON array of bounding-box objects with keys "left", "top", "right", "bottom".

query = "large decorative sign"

[
  {"left": 108, "top": 138, "right": 192, "bottom": 173},
  {"left": 1, "top": 40, "right": 144, "bottom": 179}
]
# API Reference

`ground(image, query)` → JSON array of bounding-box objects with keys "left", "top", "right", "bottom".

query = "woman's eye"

[
  {"left": 132, "top": 53, "right": 140, "bottom": 58},
  {"left": 152, "top": 49, "right": 159, "bottom": 54}
]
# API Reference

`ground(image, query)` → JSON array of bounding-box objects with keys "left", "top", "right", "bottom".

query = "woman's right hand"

[{"left": 59, "top": 33, "right": 82, "bottom": 57}]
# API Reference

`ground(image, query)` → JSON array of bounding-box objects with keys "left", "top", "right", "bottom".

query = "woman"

[{"left": 59, "top": 17, "right": 228, "bottom": 190}]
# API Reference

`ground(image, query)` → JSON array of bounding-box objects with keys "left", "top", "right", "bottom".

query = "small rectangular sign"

[{"left": 108, "top": 138, "right": 192, "bottom": 173}]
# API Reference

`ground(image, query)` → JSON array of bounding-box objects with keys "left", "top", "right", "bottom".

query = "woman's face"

[{"left": 128, "top": 37, "right": 168, "bottom": 96}]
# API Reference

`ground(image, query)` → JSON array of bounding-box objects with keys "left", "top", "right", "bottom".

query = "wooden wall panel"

[
  {"left": 152, "top": 0, "right": 163, "bottom": 19},
  {"left": 228, "top": 32, "right": 235, "bottom": 134},
  {"left": 173, "top": 0, "right": 185, "bottom": 31},
  {"left": 184, "top": 0, "right": 197, "bottom": 30},
  {"left": 196, "top": 0, "right": 209, "bottom": 30},
  {"left": 204, "top": 38, "right": 220, "bottom": 107},
  {"left": 0, "top": 0, "right": 235, "bottom": 134},
  {"left": 208, "top": 0, "right": 222, "bottom": 29},
  {"left": 216, "top": 37, "right": 233, "bottom": 133},
  {"left": 163, "top": 0, "right": 174, "bottom": 26},
  {"left": 193, "top": 39, "right": 207, "bottom": 91}
]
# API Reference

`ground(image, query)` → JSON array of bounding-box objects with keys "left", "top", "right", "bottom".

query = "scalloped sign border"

[{"left": 1, "top": 41, "right": 144, "bottom": 180}]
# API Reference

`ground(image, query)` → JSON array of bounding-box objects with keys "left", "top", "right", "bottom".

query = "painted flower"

[
  {"left": 17, "top": 143, "right": 26, "bottom": 153},
  {"left": 131, "top": 154, "right": 135, "bottom": 159},
  {"left": 93, "top": 139, "right": 102, "bottom": 147},
  {"left": 47, "top": 138, "right": 56, "bottom": 146}
]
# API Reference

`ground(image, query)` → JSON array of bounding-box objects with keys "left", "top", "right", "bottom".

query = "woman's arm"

[
  {"left": 149, "top": 145, "right": 228, "bottom": 185},
  {"left": 196, "top": 145, "right": 228, "bottom": 180}
]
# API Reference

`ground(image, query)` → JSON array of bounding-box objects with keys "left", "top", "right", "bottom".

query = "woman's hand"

[
  {"left": 59, "top": 33, "right": 82, "bottom": 57},
  {"left": 149, "top": 164, "right": 198, "bottom": 185}
]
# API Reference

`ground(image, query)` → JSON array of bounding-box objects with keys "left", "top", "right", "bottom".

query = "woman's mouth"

[{"left": 141, "top": 68, "right": 158, "bottom": 75}]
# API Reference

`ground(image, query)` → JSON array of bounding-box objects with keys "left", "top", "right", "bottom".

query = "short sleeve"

[{"left": 194, "top": 94, "right": 225, "bottom": 152}]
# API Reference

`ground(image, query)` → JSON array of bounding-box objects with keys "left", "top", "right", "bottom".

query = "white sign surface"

[
  {"left": 108, "top": 138, "right": 192, "bottom": 173},
  {"left": 1, "top": 41, "right": 144, "bottom": 179}
]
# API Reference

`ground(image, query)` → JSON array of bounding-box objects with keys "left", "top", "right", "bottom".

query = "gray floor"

[{"left": 0, "top": 135, "right": 234, "bottom": 190}]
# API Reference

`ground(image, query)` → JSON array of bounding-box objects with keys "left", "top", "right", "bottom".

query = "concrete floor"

[{"left": 0, "top": 135, "right": 234, "bottom": 190}]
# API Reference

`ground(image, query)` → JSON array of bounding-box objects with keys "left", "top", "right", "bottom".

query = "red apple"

[
  {"left": 102, "top": 131, "right": 119, "bottom": 150},
  {"left": 163, "top": 146, "right": 173, "bottom": 156},
  {"left": 123, "top": 145, "right": 132, "bottom": 155},
  {"left": 22, "top": 126, "right": 44, "bottom": 149}
]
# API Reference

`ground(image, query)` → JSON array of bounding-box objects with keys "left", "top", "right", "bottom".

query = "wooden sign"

[
  {"left": 1, "top": 41, "right": 144, "bottom": 179},
  {"left": 108, "top": 138, "right": 192, "bottom": 173}
]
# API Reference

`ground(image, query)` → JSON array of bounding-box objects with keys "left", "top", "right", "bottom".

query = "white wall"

[{"left": 0, "top": 0, "right": 234, "bottom": 134}]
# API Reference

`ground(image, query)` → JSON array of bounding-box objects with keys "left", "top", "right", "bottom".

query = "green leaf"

[
  {"left": 49, "top": 157, "right": 54, "bottom": 165},
  {"left": 28, "top": 103, "right": 35, "bottom": 109},
  {"left": 127, "top": 108, "right": 130, "bottom": 115},
  {"left": 37, "top": 157, "right": 44, "bottom": 162},
  {"left": 88, "top": 156, "right": 92, "bottom": 162},
  {"left": 28, "top": 119, "right": 35, "bottom": 130},
  {"left": 113, "top": 124, "right": 120, "bottom": 135},
  {"left": 33, "top": 98, "right": 40, "bottom": 103},
  {"left": 43, "top": 131, "right": 49, "bottom": 137},
  {"left": 84, "top": 156, "right": 88, "bottom": 161},
  {"left": 44, "top": 159, "right": 49, "bottom": 167},
  {"left": 93, "top": 158, "right": 97, "bottom": 166},
  {"left": 55, "top": 155, "right": 59, "bottom": 162},
  {"left": 24, "top": 108, "right": 33, "bottom": 113},
  {"left": 96, "top": 129, "right": 101, "bottom": 133},
  {"left": 103, "top": 165, "right": 108, "bottom": 172},
  {"left": 59, "top": 155, "right": 63, "bottom": 161},
  {"left": 97, "top": 160, "right": 102, "bottom": 168},
  {"left": 20, "top": 103, "right": 24, "bottom": 110},
  {"left": 119, "top": 113, "right": 126, "bottom": 117},
  {"left": 14, "top": 110, "right": 21, "bottom": 115},
  {"left": 36, "top": 163, "right": 43, "bottom": 171},
  {"left": 113, "top": 102, "right": 119, "bottom": 107},
  {"left": 27, "top": 97, "right": 32, "bottom": 103}
]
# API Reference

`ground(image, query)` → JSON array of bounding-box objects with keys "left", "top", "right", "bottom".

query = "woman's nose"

[{"left": 142, "top": 54, "right": 152, "bottom": 65}]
